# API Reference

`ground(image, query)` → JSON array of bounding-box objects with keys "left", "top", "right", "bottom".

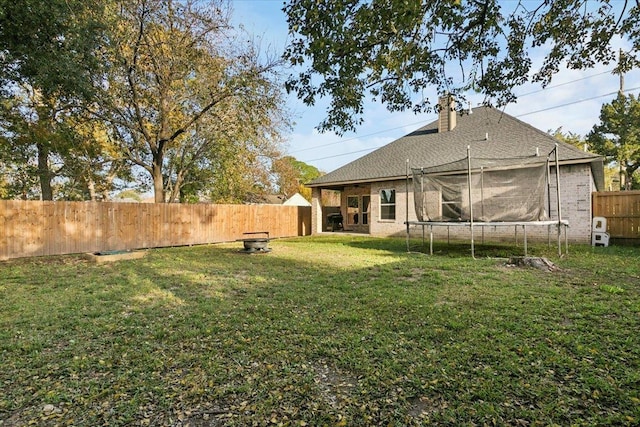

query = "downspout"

[
  {"left": 406, "top": 159, "right": 410, "bottom": 252},
  {"left": 480, "top": 166, "right": 485, "bottom": 243},
  {"left": 467, "top": 145, "right": 474, "bottom": 259},
  {"left": 546, "top": 156, "right": 551, "bottom": 247}
]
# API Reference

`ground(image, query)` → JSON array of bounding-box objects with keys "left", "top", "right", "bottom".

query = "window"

[
  {"left": 347, "top": 196, "right": 359, "bottom": 225},
  {"left": 380, "top": 189, "right": 396, "bottom": 220}
]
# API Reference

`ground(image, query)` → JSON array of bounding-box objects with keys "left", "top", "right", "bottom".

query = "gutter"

[{"left": 306, "top": 175, "right": 407, "bottom": 188}]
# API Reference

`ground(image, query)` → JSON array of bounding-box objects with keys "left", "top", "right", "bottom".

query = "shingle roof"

[{"left": 308, "top": 106, "right": 604, "bottom": 190}]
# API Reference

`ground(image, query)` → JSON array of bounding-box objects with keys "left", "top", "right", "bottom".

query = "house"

[
  {"left": 264, "top": 194, "right": 286, "bottom": 205},
  {"left": 306, "top": 96, "right": 604, "bottom": 243}
]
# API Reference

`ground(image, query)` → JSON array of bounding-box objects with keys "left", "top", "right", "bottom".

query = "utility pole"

[{"left": 616, "top": 49, "right": 627, "bottom": 189}]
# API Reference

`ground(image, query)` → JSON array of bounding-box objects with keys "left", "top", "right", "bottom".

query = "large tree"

[
  {"left": 271, "top": 156, "right": 321, "bottom": 201},
  {"left": 0, "top": 84, "right": 125, "bottom": 201},
  {"left": 168, "top": 100, "right": 286, "bottom": 204},
  {"left": 0, "top": 0, "right": 111, "bottom": 200},
  {"left": 0, "top": 96, "right": 40, "bottom": 199},
  {"left": 0, "top": 88, "right": 79, "bottom": 200},
  {"left": 550, "top": 127, "right": 620, "bottom": 190},
  {"left": 587, "top": 92, "right": 640, "bottom": 190},
  {"left": 99, "top": 0, "right": 288, "bottom": 203},
  {"left": 283, "top": 0, "right": 640, "bottom": 133}
]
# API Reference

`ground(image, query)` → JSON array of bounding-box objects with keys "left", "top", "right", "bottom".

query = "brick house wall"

[
  {"left": 547, "top": 163, "right": 595, "bottom": 242},
  {"left": 369, "top": 180, "right": 416, "bottom": 236},
  {"left": 311, "top": 187, "right": 323, "bottom": 234}
]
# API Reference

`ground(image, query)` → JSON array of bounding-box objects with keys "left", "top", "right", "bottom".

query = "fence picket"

[
  {"left": 592, "top": 191, "right": 640, "bottom": 243},
  {"left": 0, "top": 201, "right": 311, "bottom": 260}
]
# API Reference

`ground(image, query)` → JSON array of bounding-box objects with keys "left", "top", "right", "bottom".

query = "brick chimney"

[{"left": 437, "top": 94, "right": 456, "bottom": 132}]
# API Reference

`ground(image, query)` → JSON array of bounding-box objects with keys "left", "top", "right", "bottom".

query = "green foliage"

[
  {"left": 1, "top": 237, "right": 639, "bottom": 425},
  {"left": 283, "top": 0, "right": 640, "bottom": 133},
  {"left": 550, "top": 126, "right": 586, "bottom": 150},
  {"left": 587, "top": 92, "right": 640, "bottom": 190},
  {"left": 0, "top": 0, "right": 290, "bottom": 203},
  {"left": 115, "top": 190, "right": 143, "bottom": 202},
  {"left": 0, "top": 0, "right": 132, "bottom": 201},
  {"left": 0, "top": 0, "right": 107, "bottom": 99},
  {"left": 271, "top": 155, "right": 321, "bottom": 200},
  {"left": 0, "top": 88, "right": 125, "bottom": 200},
  {"left": 549, "top": 127, "right": 619, "bottom": 190},
  {"left": 99, "top": 0, "right": 289, "bottom": 203},
  {"left": 178, "top": 122, "right": 282, "bottom": 204}
]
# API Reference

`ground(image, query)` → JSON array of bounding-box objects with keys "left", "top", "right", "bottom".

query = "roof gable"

[
  {"left": 283, "top": 193, "right": 311, "bottom": 206},
  {"left": 308, "top": 106, "right": 603, "bottom": 188}
]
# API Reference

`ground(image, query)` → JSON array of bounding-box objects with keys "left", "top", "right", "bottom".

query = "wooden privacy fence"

[
  {"left": 0, "top": 200, "right": 311, "bottom": 260},
  {"left": 592, "top": 191, "right": 640, "bottom": 243}
]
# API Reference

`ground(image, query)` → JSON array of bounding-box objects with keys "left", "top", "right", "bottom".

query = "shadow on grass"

[{"left": 309, "top": 233, "right": 570, "bottom": 260}]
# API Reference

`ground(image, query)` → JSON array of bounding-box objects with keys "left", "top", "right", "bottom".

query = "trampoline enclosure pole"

[
  {"left": 467, "top": 146, "right": 474, "bottom": 258},
  {"left": 554, "top": 144, "right": 562, "bottom": 256},
  {"left": 405, "top": 159, "right": 409, "bottom": 252}
]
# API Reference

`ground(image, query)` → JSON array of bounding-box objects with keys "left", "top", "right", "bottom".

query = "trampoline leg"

[
  {"left": 406, "top": 224, "right": 410, "bottom": 253},
  {"left": 429, "top": 225, "right": 433, "bottom": 255}
]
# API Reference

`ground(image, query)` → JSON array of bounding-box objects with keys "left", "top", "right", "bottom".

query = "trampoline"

[{"left": 405, "top": 144, "right": 568, "bottom": 257}]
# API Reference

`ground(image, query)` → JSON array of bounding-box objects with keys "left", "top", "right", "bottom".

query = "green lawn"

[{"left": 1, "top": 236, "right": 639, "bottom": 426}]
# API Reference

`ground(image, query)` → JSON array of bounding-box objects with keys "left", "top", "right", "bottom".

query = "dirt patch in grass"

[
  {"left": 407, "top": 395, "right": 449, "bottom": 419},
  {"left": 174, "top": 406, "right": 232, "bottom": 427},
  {"left": 311, "top": 360, "right": 359, "bottom": 409},
  {"left": 505, "top": 256, "right": 559, "bottom": 271}
]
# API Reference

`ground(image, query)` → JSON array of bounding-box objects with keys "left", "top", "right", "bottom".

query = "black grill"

[{"left": 327, "top": 213, "right": 343, "bottom": 231}]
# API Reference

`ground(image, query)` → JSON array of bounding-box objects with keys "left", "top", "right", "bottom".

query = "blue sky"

[{"left": 232, "top": 0, "right": 640, "bottom": 173}]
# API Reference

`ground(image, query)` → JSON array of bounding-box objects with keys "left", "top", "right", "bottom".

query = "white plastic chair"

[{"left": 591, "top": 216, "right": 610, "bottom": 247}]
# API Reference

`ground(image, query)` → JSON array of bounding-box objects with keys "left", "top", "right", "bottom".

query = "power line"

[
  {"left": 301, "top": 86, "right": 640, "bottom": 164},
  {"left": 515, "top": 69, "right": 614, "bottom": 97},
  {"left": 292, "top": 70, "right": 624, "bottom": 159},
  {"left": 515, "top": 86, "right": 640, "bottom": 117}
]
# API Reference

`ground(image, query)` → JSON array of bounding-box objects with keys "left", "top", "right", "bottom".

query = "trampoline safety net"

[{"left": 412, "top": 156, "right": 548, "bottom": 222}]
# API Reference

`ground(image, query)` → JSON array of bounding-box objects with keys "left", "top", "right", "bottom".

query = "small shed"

[{"left": 283, "top": 193, "right": 311, "bottom": 207}]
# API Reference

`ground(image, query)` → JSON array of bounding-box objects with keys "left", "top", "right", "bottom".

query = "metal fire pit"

[
  {"left": 327, "top": 213, "right": 343, "bottom": 231},
  {"left": 238, "top": 231, "right": 271, "bottom": 254}
]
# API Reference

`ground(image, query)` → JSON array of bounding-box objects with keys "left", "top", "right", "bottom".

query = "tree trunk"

[
  {"left": 37, "top": 142, "right": 53, "bottom": 200},
  {"left": 167, "top": 171, "right": 185, "bottom": 203},
  {"left": 86, "top": 177, "right": 97, "bottom": 201},
  {"left": 152, "top": 155, "right": 164, "bottom": 203}
]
